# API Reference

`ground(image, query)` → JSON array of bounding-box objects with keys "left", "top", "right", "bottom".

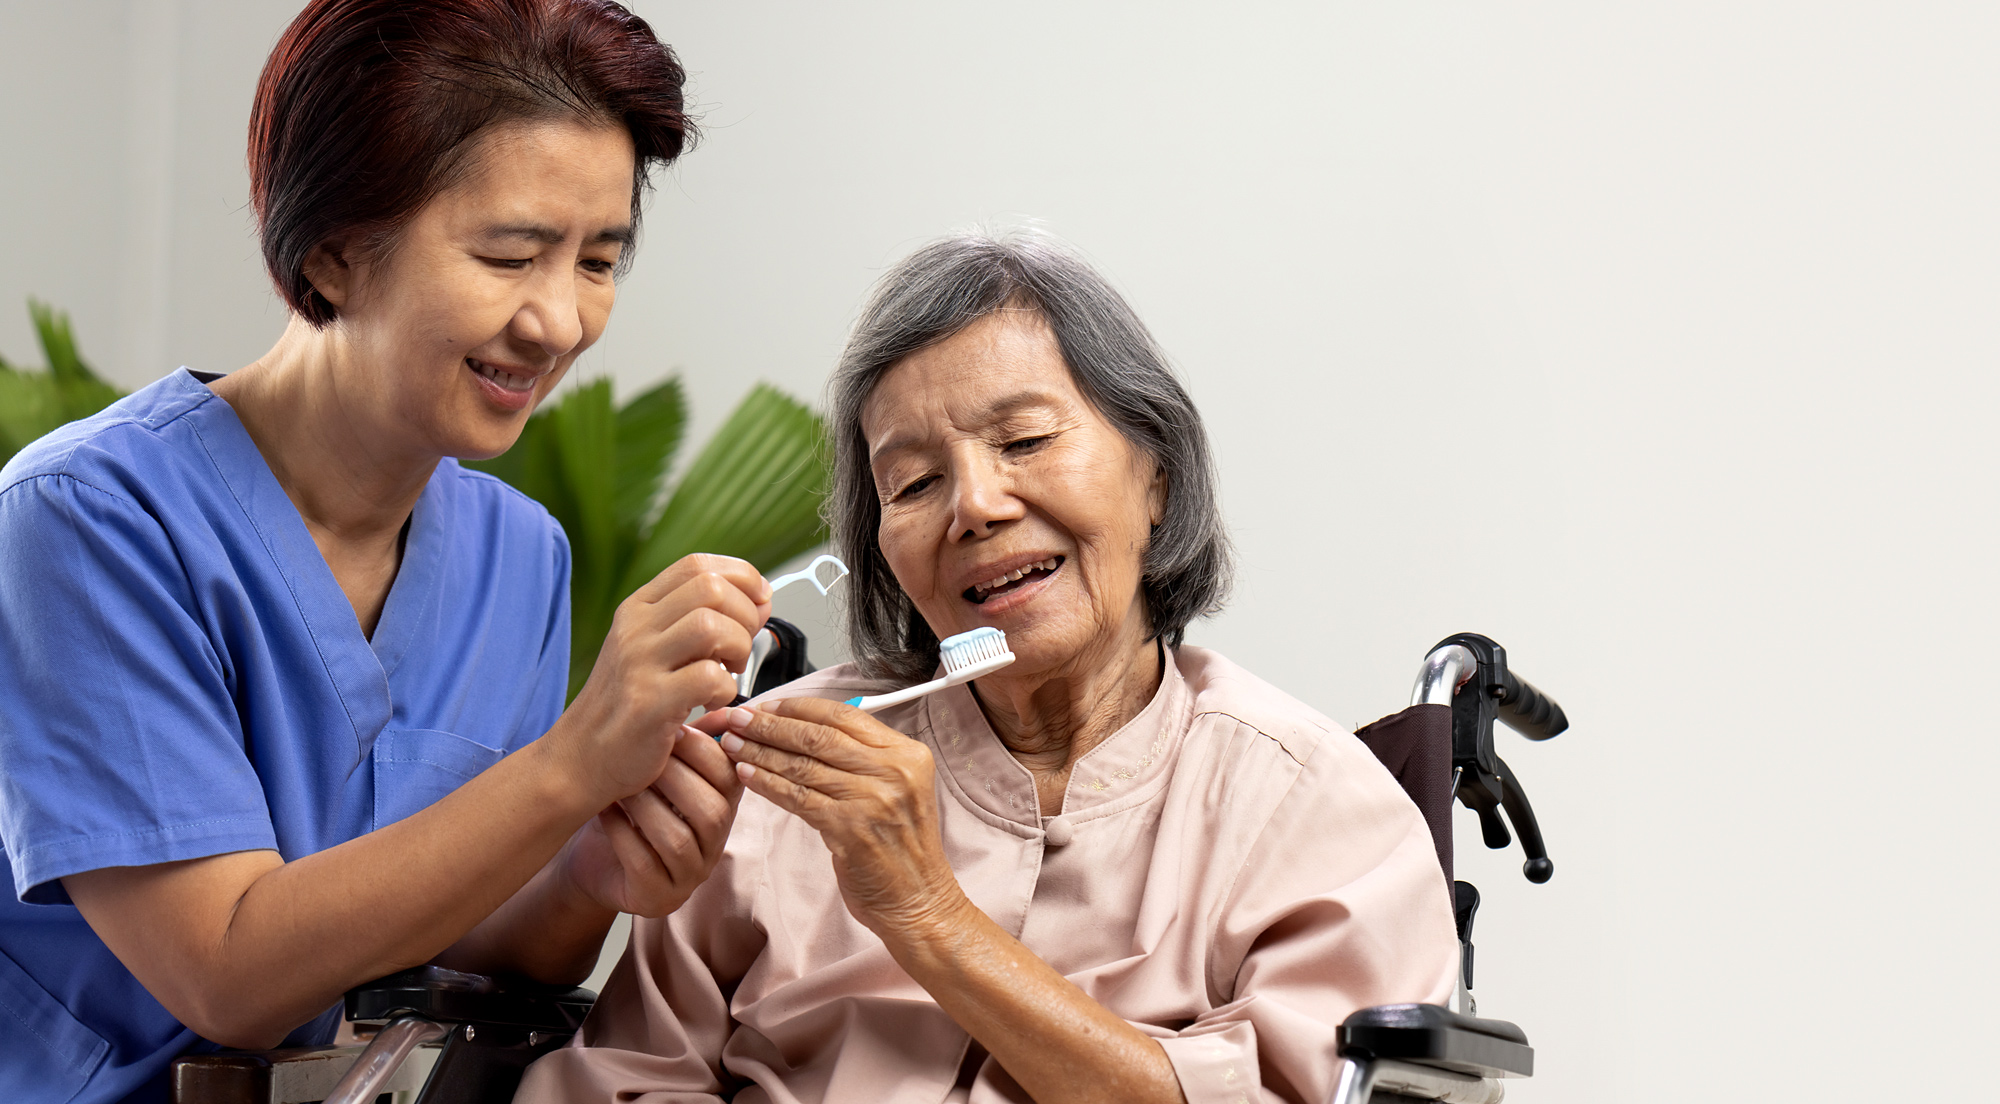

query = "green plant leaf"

[
  {"left": 30, "top": 301, "right": 121, "bottom": 424},
  {"left": 620, "top": 383, "right": 829, "bottom": 598},
  {"left": 0, "top": 362, "right": 57, "bottom": 462},
  {"left": 0, "top": 302, "right": 125, "bottom": 467},
  {"left": 612, "top": 375, "right": 685, "bottom": 530},
  {"left": 472, "top": 377, "right": 829, "bottom": 703}
]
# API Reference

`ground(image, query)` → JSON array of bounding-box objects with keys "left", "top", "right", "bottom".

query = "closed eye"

[
  {"left": 1004, "top": 435, "right": 1054, "bottom": 453},
  {"left": 893, "top": 473, "right": 939, "bottom": 501},
  {"left": 483, "top": 256, "right": 532, "bottom": 270}
]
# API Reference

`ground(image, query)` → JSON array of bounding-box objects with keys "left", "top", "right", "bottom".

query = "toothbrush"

[{"left": 847, "top": 627, "right": 1016, "bottom": 712}]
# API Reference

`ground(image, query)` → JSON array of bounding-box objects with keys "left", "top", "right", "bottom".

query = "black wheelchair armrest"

[
  {"left": 1337, "top": 1002, "right": 1534, "bottom": 1079},
  {"left": 346, "top": 965, "right": 596, "bottom": 1032},
  {"left": 318, "top": 967, "right": 598, "bottom": 1104}
]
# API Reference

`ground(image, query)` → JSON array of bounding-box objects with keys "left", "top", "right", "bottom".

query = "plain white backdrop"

[{"left": 4, "top": 3, "right": 1996, "bottom": 1100}]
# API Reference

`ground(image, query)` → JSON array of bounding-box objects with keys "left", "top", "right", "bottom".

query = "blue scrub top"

[{"left": 0, "top": 370, "right": 571, "bottom": 1104}]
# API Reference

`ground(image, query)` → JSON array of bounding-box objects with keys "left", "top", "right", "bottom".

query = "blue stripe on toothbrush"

[{"left": 846, "top": 696, "right": 863, "bottom": 706}]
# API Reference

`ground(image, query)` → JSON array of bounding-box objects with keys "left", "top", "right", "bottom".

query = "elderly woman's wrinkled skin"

[
  {"left": 864, "top": 308, "right": 1167, "bottom": 811},
  {"left": 713, "top": 308, "right": 1190, "bottom": 1104}
]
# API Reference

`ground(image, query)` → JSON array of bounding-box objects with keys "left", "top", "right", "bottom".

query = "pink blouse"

[{"left": 516, "top": 646, "right": 1457, "bottom": 1104}]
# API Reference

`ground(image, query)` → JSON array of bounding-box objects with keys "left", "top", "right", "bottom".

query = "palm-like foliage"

[
  {"left": 0, "top": 302, "right": 824, "bottom": 702},
  {"left": 467, "top": 378, "right": 830, "bottom": 700},
  {"left": 0, "top": 302, "right": 126, "bottom": 464}
]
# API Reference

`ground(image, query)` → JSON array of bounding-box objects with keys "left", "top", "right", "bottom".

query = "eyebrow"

[
  {"left": 867, "top": 389, "right": 1069, "bottom": 466},
  {"left": 482, "top": 223, "right": 635, "bottom": 247}
]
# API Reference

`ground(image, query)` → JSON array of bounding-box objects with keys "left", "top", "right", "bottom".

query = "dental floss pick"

[
  {"left": 729, "top": 555, "right": 850, "bottom": 706},
  {"left": 846, "top": 627, "right": 1016, "bottom": 712},
  {"left": 766, "top": 553, "right": 848, "bottom": 596}
]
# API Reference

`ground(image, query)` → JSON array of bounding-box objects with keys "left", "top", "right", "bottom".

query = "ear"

[
  {"left": 300, "top": 239, "right": 357, "bottom": 313},
  {"left": 1147, "top": 461, "right": 1169, "bottom": 528}
]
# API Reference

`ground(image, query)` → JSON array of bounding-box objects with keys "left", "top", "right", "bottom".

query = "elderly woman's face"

[
  {"left": 863, "top": 310, "right": 1165, "bottom": 679},
  {"left": 312, "top": 118, "right": 634, "bottom": 459}
]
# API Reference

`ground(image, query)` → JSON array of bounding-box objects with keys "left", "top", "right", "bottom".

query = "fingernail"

[
  {"left": 726, "top": 707, "right": 754, "bottom": 729},
  {"left": 735, "top": 761, "right": 755, "bottom": 781},
  {"left": 679, "top": 725, "right": 701, "bottom": 742},
  {"left": 720, "top": 732, "right": 744, "bottom": 754}
]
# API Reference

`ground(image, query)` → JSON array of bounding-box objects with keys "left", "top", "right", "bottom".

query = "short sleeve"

[
  {"left": 1157, "top": 735, "right": 1460, "bottom": 1104},
  {"left": 528, "top": 520, "right": 571, "bottom": 742},
  {"left": 0, "top": 474, "right": 275, "bottom": 904}
]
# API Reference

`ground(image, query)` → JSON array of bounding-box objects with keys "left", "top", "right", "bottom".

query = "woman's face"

[
  {"left": 863, "top": 310, "right": 1166, "bottom": 681},
  {"left": 309, "top": 118, "right": 635, "bottom": 459}
]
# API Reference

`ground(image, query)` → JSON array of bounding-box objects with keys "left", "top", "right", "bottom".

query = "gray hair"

[{"left": 828, "top": 229, "right": 1233, "bottom": 682}]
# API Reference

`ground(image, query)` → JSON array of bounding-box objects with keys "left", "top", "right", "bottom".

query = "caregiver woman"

[{"left": 0, "top": 3, "right": 757, "bottom": 1101}]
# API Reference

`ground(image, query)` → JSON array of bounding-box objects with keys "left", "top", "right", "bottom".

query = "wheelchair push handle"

[
  {"left": 1422, "top": 633, "right": 1568, "bottom": 884},
  {"left": 1496, "top": 669, "right": 1567, "bottom": 741}
]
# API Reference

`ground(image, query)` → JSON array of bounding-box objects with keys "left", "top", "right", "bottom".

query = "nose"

[
  {"left": 947, "top": 449, "right": 1023, "bottom": 542},
  {"left": 511, "top": 266, "right": 586, "bottom": 358}
]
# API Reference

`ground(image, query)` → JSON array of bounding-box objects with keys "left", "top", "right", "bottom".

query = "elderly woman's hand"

[{"left": 713, "top": 698, "right": 969, "bottom": 937}]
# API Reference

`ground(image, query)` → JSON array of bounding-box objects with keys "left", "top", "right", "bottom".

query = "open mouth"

[
  {"left": 965, "top": 556, "right": 1063, "bottom": 604},
  {"left": 468, "top": 357, "right": 536, "bottom": 394}
]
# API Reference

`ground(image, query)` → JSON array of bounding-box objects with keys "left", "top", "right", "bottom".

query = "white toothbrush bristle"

[{"left": 939, "top": 627, "right": 1013, "bottom": 673}]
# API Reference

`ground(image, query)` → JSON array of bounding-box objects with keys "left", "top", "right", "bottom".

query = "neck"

[
  {"left": 971, "top": 611, "right": 1164, "bottom": 792},
  {"left": 212, "top": 316, "right": 437, "bottom": 541}
]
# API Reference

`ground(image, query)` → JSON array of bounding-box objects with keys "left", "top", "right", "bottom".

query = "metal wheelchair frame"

[{"left": 171, "top": 628, "right": 1567, "bottom": 1104}]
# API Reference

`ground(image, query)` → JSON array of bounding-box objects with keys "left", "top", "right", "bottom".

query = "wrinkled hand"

[
  {"left": 560, "top": 724, "right": 744, "bottom": 917},
  {"left": 558, "top": 554, "right": 771, "bottom": 803},
  {"left": 713, "top": 698, "right": 967, "bottom": 938}
]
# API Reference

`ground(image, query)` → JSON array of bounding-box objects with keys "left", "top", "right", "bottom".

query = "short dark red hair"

[{"left": 249, "top": 0, "right": 693, "bottom": 326}]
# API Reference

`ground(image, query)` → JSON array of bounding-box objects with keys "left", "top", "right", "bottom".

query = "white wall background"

[{"left": 5, "top": 3, "right": 1996, "bottom": 1100}]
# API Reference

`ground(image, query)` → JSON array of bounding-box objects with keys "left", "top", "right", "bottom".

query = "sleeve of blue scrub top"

[
  {"left": 528, "top": 522, "right": 572, "bottom": 741},
  {"left": 0, "top": 474, "right": 276, "bottom": 906}
]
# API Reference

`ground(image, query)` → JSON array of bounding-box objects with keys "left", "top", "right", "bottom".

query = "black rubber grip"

[{"left": 1497, "top": 671, "right": 1568, "bottom": 740}]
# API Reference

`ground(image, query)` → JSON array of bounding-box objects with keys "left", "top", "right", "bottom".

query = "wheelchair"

[
  {"left": 170, "top": 628, "right": 1567, "bottom": 1104},
  {"left": 1332, "top": 632, "right": 1568, "bottom": 1103}
]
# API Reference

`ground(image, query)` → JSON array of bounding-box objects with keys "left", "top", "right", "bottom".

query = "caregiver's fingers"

[
  {"left": 631, "top": 554, "right": 771, "bottom": 625},
  {"left": 652, "top": 605, "right": 756, "bottom": 679},
  {"left": 671, "top": 724, "right": 743, "bottom": 795},
  {"left": 617, "top": 787, "right": 704, "bottom": 884},
  {"left": 596, "top": 805, "right": 662, "bottom": 902},
  {"left": 687, "top": 710, "right": 731, "bottom": 738},
  {"left": 652, "top": 659, "right": 742, "bottom": 724},
  {"left": 650, "top": 756, "right": 736, "bottom": 861}
]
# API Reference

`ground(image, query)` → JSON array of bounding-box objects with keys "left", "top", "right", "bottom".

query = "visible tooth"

[{"left": 1007, "top": 568, "right": 1024, "bottom": 582}]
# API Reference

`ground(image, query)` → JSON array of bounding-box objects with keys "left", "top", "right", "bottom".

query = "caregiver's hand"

[
  {"left": 557, "top": 554, "right": 771, "bottom": 804},
  {"left": 557, "top": 724, "right": 742, "bottom": 917},
  {"left": 714, "top": 698, "right": 965, "bottom": 936}
]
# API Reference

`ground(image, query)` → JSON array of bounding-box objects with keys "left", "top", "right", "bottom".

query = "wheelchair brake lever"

[
  {"left": 1455, "top": 769, "right": 1512, "bottom": 850},
  {"left": 1490, "top": 753, "right": 1554, "bottom": 883}
]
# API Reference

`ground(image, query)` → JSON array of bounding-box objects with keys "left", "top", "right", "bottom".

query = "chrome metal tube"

[
  {"left": 1327, "top": 1057, "right": 1377, "bottom": 1104},
  {"left": 322, "top": 1014, "right": 448, "bottom": 1104},
  {"left": 736, "top": 628, "right": 777, "bottom": 698},
  {"left": 1411, "top": 644, "right": 1476, "bottom": 708}
]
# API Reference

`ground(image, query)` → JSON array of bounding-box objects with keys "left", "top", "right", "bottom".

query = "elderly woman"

[{"left": 519, "top": 233, "right": 1457, "bottom": 1104}]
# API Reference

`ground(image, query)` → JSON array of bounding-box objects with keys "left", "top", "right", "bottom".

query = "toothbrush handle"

[{"left": 847, "top": 676, "right": 950, "bottom": 713}]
